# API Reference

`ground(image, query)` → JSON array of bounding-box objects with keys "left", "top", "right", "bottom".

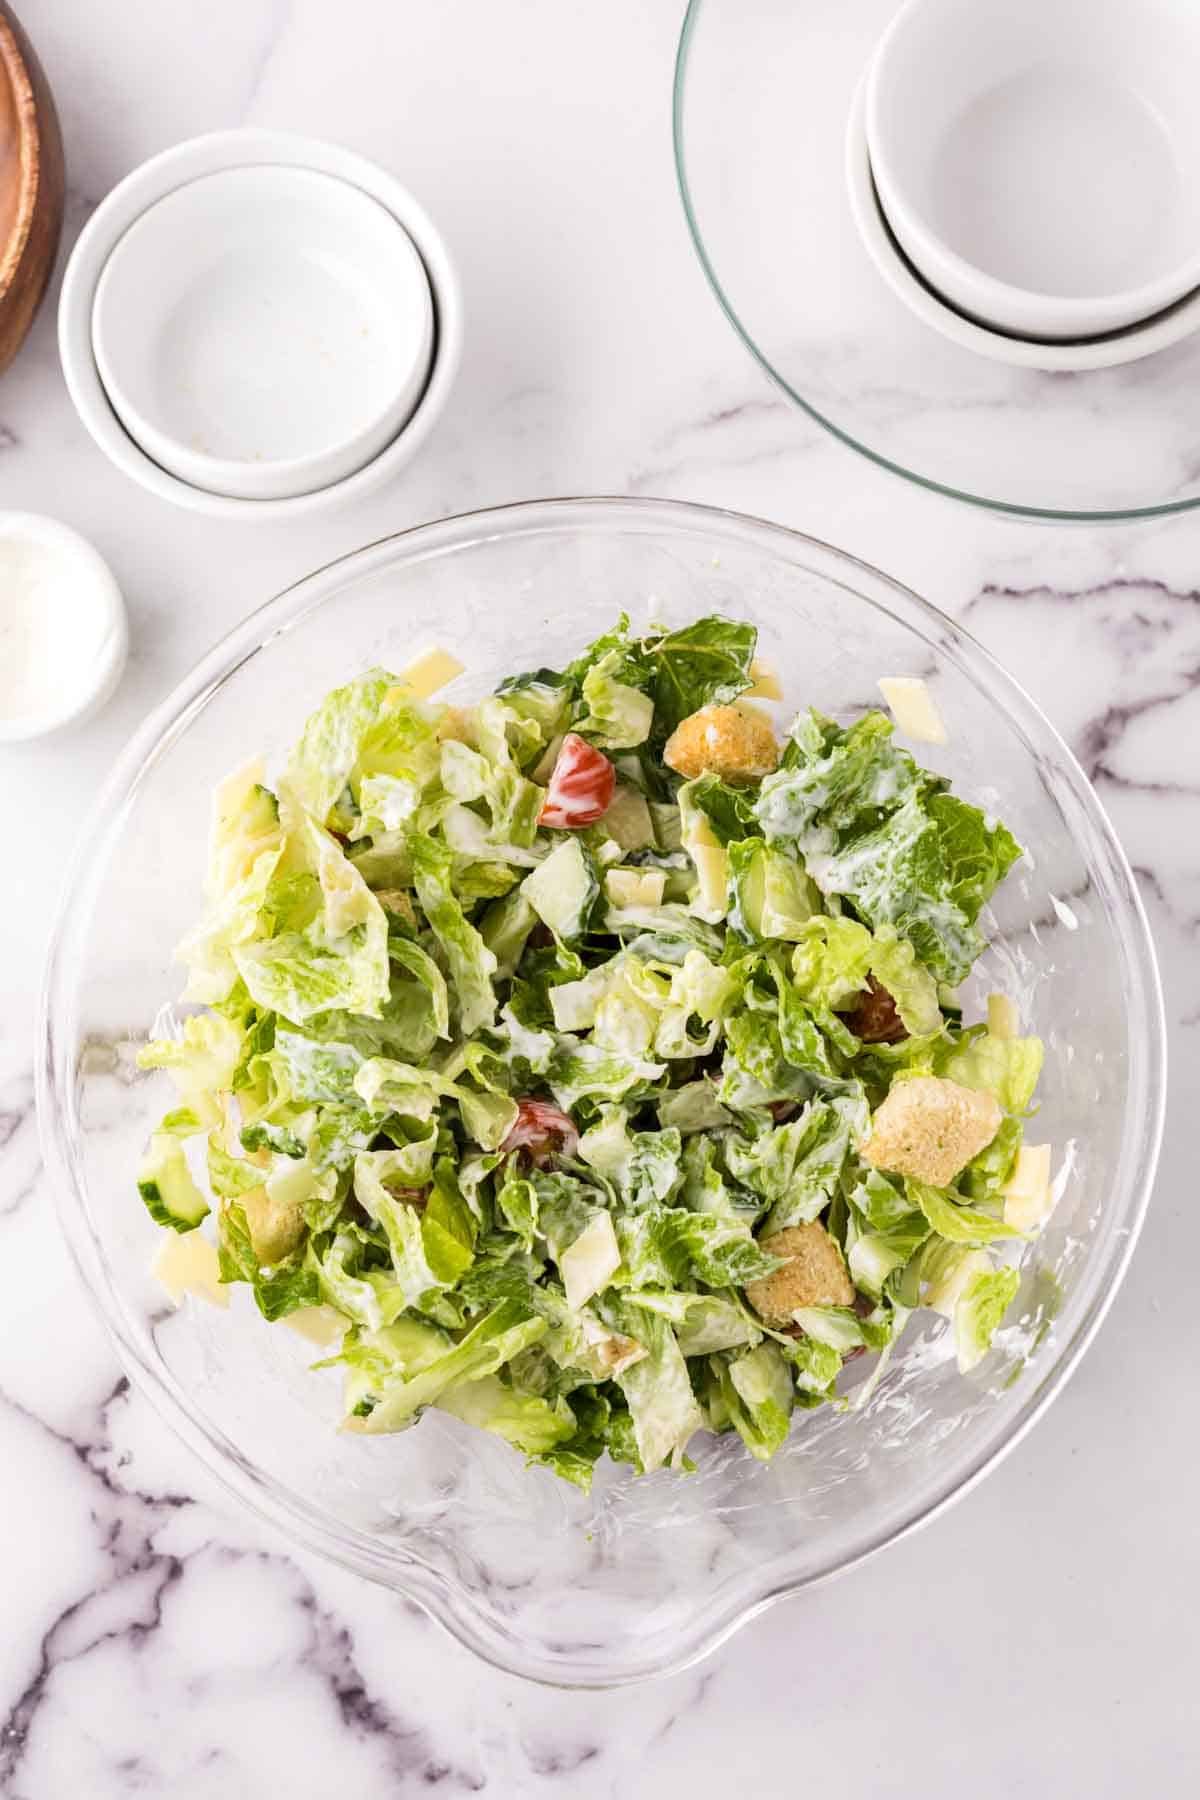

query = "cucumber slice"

[
  {"left": 522, "top": 839, "right": 600, "bottom": 942},
  {"left": 480, "top": 890, "right": 538, "bottom": 979},
  {"left": 728, "top": 841, "right": 818, "bottom": 942},
  {"left": 138, "top": 1132, "right": 210, "bottom": 1232},
  {"left": 241, "top": 782, "right": 280, "bottom": 836},
  {"left": 603, "top": 783, "right": 656, "bottom": 852}
]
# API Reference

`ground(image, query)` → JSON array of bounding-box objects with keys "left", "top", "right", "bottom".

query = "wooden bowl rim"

[{"left": 0, "top": 9, "right": 43, "bottom": 299}]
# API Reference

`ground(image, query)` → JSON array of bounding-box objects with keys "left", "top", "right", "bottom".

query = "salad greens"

[{"left": 137, "top": 613, "right": 1044, "bottom": 1489}]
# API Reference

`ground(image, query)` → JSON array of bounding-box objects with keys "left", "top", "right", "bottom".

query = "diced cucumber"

[
  {"left": 603, "top": 783, "right": 656, "bottom": 852},
  {"left": 480, "top": 890, "right": 538, "bottom": 979},
  {"left": 137, "top": 1132, "right": 210, "bottom": 1232},
  {"left": 728, "top": 841, "right": 818, "bottom": 942},
  {"left": 241, "top": 782, "right": 280, "bottom": 836},
  {"left": 521, "top": 838, "right": 600, "bottom": 942}
]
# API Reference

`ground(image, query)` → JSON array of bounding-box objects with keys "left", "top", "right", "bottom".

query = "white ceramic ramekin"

[
  {"left": 866, "top": 0, "right": 1200, "bottom": 341},
  {"left": 59, "top": 130, "right": 462, "bottom": 520},
  {"left": 91, "top": 164, "right": 435, "bottom": 502},
  {"left": 845, "top": 77, "right": 1200, "bottom": 370},
  {"left": 0, "top": 512, "right": 128, "bottom": 741}
]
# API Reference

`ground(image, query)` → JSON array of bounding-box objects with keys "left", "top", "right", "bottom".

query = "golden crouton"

[
  {"left": 663, "top": 704, "right": 779, "bottom": 785},
  {"left": 860, "top": 1076, "right": 1001, "bottom": 1187},
  {"left": 744, "top": 1223, "right": 854, "bottom": 1325}
]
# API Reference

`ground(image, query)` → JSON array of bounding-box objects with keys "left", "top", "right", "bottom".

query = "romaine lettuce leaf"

[
  {"left": 718, "top": 984, "right": 845, "bottom": 1107},
  {"left": 756, "top": 710, "right": 1021, "bottom": 983},
  {"left": 908, "top": 1179, "right": 1027, "bottom": 1244},
  {"left": 436, "top": 1375, "right": 576, "bottom": 1454},
  {"left": 674, "top": 1294, "right": 761, "bottom": 1357},
  {"left": 577, "top": 1105, "right": 685, "bottom": 1205},
  {"left": 846, "top": 1210, "right": 929, "bottom": 1300},
  {"left": 657, "top": 1080, "right": 732, "bottom": 1135},
  {"left": 787, "top": 1331, "right": 844, "bottom": 1398},
  {"left": 867, "top": 929, "right": 944, "bottom": 1037},
  {"left": 170, "top": 764, "right": 285, "bottom": 1006},
  {"left": 441, "top": 702, "right": 544, "bottom": 848},
  {"left": 358, "top": 1298, "right": 548, "bottom": 1434},
  {"left": 958, "top": 1113, "right": 1024, "bottom": 1202},
  {"left": 645, "top": 616, "right": 757, "bottom": 737},
  {"left": 560, "top": 1211, "right": 622, "bottom": 1310},
  {"left": 955, "top": 1264, "right": 1021, "bottom": 1371},
  {"left": 683, "top": 772, "right": 762, "bottom": 846},
  {"left": 617, "top": 1204, "right": 780, "bottom": 1292},
  {"left": 217, "top": 1200, "right": 321, "bottom": 1320},
  {"left": 608, "top": 1301, "right": 703, "bottom": 1472},
  {"left": 725, "top": 1093, "right": 867, "bottom": 1232},
  {"left": 287, "top": 672, "right": 440, "bottom": 831},
  {"left": 727, "top": 839, "right": 818, "bottom": 944},
  {"left": 717, "top": 1341, "right": 794, "bottom": 1461},
  {"left": 942, "top": 1031, "right": 1045, "bottom": 1115},
  {"left": 410, "top": 833, "right": 497, "bottom": 1034},
  {"left": 353, "top": 1149, "right": 473, "bottom": 1307},
  {"left": 789, "top": 915, "right": 874, "bottom": 1009},
  {"left": 137, "top": 1012, "right": 244, "bottom": 1134},
  {"left": 233, "top": 817, "right": 390, "bottom": 1024},
  {"left": 575, "top": 647, "right": 655, "bottom": 749},
  {"left": 548, "top": 1039, "right": 665, "bottom": 1112}
]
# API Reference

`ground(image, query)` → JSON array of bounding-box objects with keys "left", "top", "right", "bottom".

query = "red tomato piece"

[
  {"left": 538, "top": 733, "right": 615, "bottom": 829},
  {"left": 501, "top": 1099, "right": 580, "bottom": 1167}
]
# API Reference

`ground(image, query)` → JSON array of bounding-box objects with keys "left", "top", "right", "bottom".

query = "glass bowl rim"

[
  {"left": 672, "top": 0, "right": 1200, "bottom": 524},
  {"left": 36, "top": 494, "right": 1168, "bottom": 1686}
]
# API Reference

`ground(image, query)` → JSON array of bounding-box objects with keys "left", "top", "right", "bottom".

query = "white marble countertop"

[{"left": 2, "top": 2, "right": 1197, "bottom": 1793}]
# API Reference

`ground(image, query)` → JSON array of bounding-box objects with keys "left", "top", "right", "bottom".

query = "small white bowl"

[
  {"left": 846, "top": 78, "right": 1200, "bottom": 372},
  {"left": 58, "top": 131, "right": 462, "bottom": 520},
  {"left": 866, "top": 0, "right": 1200, "bottom": 341},
  {"left": 0, "top": 512, "right": 127, "bottom": 742},
  {"left": 91, "top": 165, "right": 434, "bottom": 502}
]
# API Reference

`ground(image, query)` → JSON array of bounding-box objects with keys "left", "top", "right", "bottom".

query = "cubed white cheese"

[
  {"left": 878, "top": 676, "right": 948, "bottom": 746},
  {"left": 745, "top": 658, "right": 783, "bottom": 701},
  {"left": 560, "top": 1212, "right": 622, "bottom": 1311},
  {"left": 153, "top": 1231, "right": 229, "bottom": 1309},
  {"left": 605, "top": 868, "right": 666, "bottom": 908},
  {"left": 689, "top": 841, "right": 728, "bottom": 923},
  {"left": 389, "top": 647, "right": 465, "bottom": 702},
  {"left": 987, "top": 992, "right": 1021, "bottom": 1040},
  {"left": 282, "top": 1305, "right": 347, "bottom": 1349},
  {"left": 1003, "top": 1143, "right": 1054, "bottom": 1233}
]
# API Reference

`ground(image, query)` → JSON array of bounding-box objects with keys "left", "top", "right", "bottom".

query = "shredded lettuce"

[
  {"left": 136, "top": 613, "right": 1041, "bottom": 1487},
  {"left": 756, "top": 710, "right": 1022, "bottom": 984},
  {"left": 942, "top": 1030, "right": 1045, "bottom": 1115}
]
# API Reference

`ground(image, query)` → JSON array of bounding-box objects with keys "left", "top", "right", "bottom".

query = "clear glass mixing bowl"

[
  {"left": 674, "top": 0, "right": 1200, "bottom": 521},
  {"left": 38, "top": 498, "right": 1166, "bottom": 1686}
]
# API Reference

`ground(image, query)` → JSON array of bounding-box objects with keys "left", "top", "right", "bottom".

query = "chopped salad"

[{"left": 138, "top": 613, "right": 1051, "bottom": 1488}]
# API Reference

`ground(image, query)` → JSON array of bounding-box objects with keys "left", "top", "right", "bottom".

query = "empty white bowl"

[
  {"left": 867, "top": 0, "right": 1200, "bottom": 341},
  {"left": 92, "top": 165, "right": 434, "bottom": 502},
  {"left": 845, "top": 76, "right": 1200, "bottom": 371},
  {"left": 58, "top": 130, "right": 462, "bottom": 520}
]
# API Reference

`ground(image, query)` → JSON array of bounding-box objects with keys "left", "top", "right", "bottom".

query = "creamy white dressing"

[{"left": 0, "top": 534, "right": 109, "bottom": 722}]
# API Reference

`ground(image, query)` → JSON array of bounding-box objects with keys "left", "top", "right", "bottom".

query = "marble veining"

[{"left": 1, "top": 0, "right": 1197, "bottom": 1794}]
